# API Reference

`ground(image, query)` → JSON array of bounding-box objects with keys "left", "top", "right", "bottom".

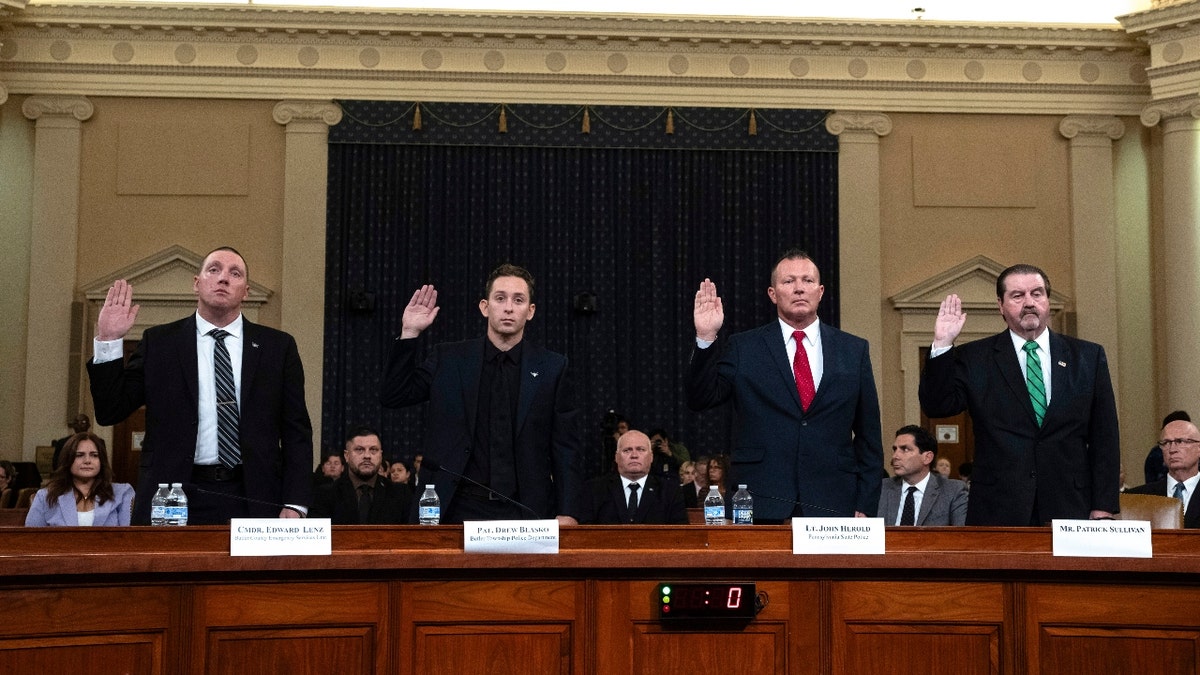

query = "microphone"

[
  {"left": 182, "top": 483, "right": 299, "bottom": 515},
  {"left": 747, "top": 490, "right": 852, "bottom": 517},
  {"left": 422, "top": 459, "right": 542, "bottom": 520}
]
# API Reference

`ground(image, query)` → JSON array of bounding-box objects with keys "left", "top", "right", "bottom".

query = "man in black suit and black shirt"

[
  {"left": 581, "top": 430, "right": 687, "bottom": 525},
  {"left": 310, "top": 427, "right": 412, "bottom": 524}
]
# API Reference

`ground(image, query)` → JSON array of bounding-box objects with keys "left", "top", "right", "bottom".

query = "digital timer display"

[{"left": 657, "top": 582, "right": 757, "bottom": 621}]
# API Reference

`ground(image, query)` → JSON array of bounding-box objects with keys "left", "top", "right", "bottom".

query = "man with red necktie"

[{"left": 686, "top": 248, "right": 883, "bottom": 523}]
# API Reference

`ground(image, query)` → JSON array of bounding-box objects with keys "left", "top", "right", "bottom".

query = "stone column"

[
  {"left": 1059, "top": 115, "right": 1124, "bottom": 394},
  {"left": 272, "top": 101, "right": 342, "bottom": 454},
  {"left": 1142, "top": 98, "right": 1200, "bottom": 410},
  {"left": 21, "top": 96, "right": 93, "bottom": 458},
  {"left": 825, "top": 111, "right": 891, "bottom": 395}
]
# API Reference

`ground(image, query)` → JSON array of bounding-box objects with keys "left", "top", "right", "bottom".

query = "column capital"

[
  {"left": 272, "top": 100, "right": 342, "bottom": 127},
  {"left": 825, "top": 111, "right": 892, "bottom": 137},
  {"left": 1140, "top": 98, "right": 1200, "bottom": 127},
  {"left": 1059, "top": 115, "right": 1125, "bottom": 141},
  {"left": 21, "top": 95, "right": 93, "bottom": 122}
]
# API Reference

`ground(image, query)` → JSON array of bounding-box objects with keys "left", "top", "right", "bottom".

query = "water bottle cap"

[
  {"left": 738, "top": 484, "right": 747, "bottom": 489},
  {"left": 171, "top": 482, "right": 182, "bottom": 488}
]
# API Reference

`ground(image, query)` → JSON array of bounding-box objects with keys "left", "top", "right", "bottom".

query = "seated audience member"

[
  {"left": 1144, "top": 410, "right": 1189, "bottom": 484},
  {"left": 389, "top": 459, "right": 411, "bottom": 486},
  {"left": 647, "top": 429, "right": 680, "bottom": 482},
  {"left": 312, "top": 451, "right": 344, "bottom": 489},
  {"left": 26, "top": 432, "right": 133, "bottom": 527},
  {"left": 934, "top": 457, "right": 952, "bottom": 478},
  {"left": 0, "top": 460, "right": 16, "bottom": 508},
  {"left": 706, "top": 455, "right": 730, "bottom": 498},
  {"left": 310, "top": 427, "right": 413, "bottom": 525},
  {"left": 50, "top": 413, "right": 92, "bottom": 470},
  {"left": 689, "top": 454, "right": 711, "bottom": 504},
  {"left": 648, "top": 427, "right": 691, "bottom": 465},
  {"left": 377, "top": 458, "right": 391, "bottom": 479},
  {"left": 410, "top": 453, "right": 427, "bottom": 489},
  {"left": 580, "top": 430, "right": 687, "bottom": 524},
  {"left": 878, "top": 425, "right": 967, "bottom": 526},
  {"left": 1127, "top": 418, "right": 1200, "bottom": 528},
  {"left": 678, "top": 461, "right": 698, "bottom": 509}
]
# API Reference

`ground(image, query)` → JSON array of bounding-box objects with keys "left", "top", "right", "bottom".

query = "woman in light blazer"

[{"left": 26, "top": 432, "right": 133, "bottom": 527}]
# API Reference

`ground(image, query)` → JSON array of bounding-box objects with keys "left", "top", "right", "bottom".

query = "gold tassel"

[
  {"left": 581, "top": 107, "right": 591, "bottom": 134},
  {"left": 748, "top": 109, "right": 757, "bottom": 136},
  {"left": 665, "top": 108, "right": 675, "bottom": 135},
  {"left": 412, "top": 103, "right": 422, "bottom": 131},
  {"left": 498, "top": 104, "right": 508, "bottom": 133}
]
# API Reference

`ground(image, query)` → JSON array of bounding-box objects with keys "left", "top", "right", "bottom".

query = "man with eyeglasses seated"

[
  {"left": 310, "top": 426, "right": 413, "bottom": 524},
  {"left": 1125, "top": 419, "right": 1200, "bottom": 528}
]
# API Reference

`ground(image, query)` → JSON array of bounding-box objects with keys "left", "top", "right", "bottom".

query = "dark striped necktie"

[{"left": 209, "top": 328, "right": 241, "bottom": 470}]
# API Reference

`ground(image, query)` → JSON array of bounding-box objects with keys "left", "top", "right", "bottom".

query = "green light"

[
  {"left": 662, "top": 585, "right": 671, "bottom": 595},
  {"left": 662, "top": 595, "right": 670, "bottom": 603}
]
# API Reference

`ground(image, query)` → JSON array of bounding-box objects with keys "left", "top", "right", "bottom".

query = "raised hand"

[
  {"left": 400, "top": 285, "right": 439, "bottom": 339},
  {"left": 693, "top": 278, "right": 724, "bottom": 342},
  {"left": 96, "top": 279, "right": 140, "bottom": 342},
  {"left": 933, "top": 293, "right": 966, "bottom": 348}
]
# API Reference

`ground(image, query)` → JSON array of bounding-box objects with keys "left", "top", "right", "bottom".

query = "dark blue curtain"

[{"left": 324, "top": 102, "right": 839, "bottom": 478}]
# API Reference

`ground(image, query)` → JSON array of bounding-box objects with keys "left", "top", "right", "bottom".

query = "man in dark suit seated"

[
  {"left": 310, "top": 427, "right": 412, "bottom": 525},
  {"left": 1126, "top": 418, "right": 1200, "bottom": 528},
  {"left": 581, "top": 430, "right": 688, "bottom": 525},
  {"left": 877, "top": 425, "right": 967, "bottom": 526}
]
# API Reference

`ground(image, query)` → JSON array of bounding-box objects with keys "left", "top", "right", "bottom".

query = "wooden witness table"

[{"left": 3, "top": 525, "right": 1200, "bottom": 674}]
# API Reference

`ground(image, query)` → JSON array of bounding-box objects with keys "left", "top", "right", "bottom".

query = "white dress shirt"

[{"left": 895, "top": 471, "right": 932, "bottom": 526}]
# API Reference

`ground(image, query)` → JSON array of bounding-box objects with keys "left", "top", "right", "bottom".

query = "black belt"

[
  {"left": 457, "top": 484, "right": 503, "bottom": 501},
  {"left": 192, "top": 464, "right": 243, "bottom": 483}
]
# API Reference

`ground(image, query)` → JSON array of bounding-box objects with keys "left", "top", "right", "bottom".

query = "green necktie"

[{"left": 1024, "top": 340, "right": 1047, "bottom": 426}]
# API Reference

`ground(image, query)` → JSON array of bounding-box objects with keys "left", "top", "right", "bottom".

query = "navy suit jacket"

[
  {"left": 309, "top": 475, "right": 413, "bottom": 525},
  {"left": 877, "top": 473, "right": 968, "bottom": 526},
  {"left": 686, "top": 321, "right": 884, "bottom": 520},
  {"left": 580, "top": 473, "right": 688, "bottom": 525},
  {"left": 88, "top": 315, "right": 314, "bottom": 524},
  {"left": 919, "top": 330, "right": 1119, "bottom": 525},
  {"left": 1125, "top": 479, "right": 1200, "bottom": 528},
  {"left": 380, "top": 337, "right": 583, "bottom": 520}
]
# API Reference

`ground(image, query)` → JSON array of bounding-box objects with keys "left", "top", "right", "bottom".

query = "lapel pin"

[
  {"left": 531, "top": 371, "right": 539, "bottom": 377},
  {"left": 1057, "top": 361, "right": 1066, "bottom": 367},
  {"left": 252, "top": 342, "right": 260, "bottom": 349}
]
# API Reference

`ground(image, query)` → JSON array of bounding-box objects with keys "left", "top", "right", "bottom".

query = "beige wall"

[{"left": 0, "top": 96, "right": 35, "bottom": 459}]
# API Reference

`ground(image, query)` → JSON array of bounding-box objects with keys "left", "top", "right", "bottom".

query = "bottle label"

[
  {"left": 150, "top": 505, "right": 166, "bottom": 521},
  {"left": 704, "top": 505, "right": 724, "bottom": 521},
  {"left": 733, "top": 508, "right": 752, "bottom": 524},
  {"left": 419, "top": 506, "right": 440, "bottom": 521},
  {"left": 165, "top": 506, "right": 187, "bottom": 522}
]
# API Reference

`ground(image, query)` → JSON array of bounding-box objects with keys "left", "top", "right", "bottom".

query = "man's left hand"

[
  {"left": 556, "top": 515, "right": 578, "bottom": 526},
  {"left": 279, "top": 507, "right": 304, "bottom": 519}
]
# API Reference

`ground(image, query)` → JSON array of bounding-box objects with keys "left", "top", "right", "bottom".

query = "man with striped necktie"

[{"left": 919, "top": 264, "right": 1119, "bottom": 526}]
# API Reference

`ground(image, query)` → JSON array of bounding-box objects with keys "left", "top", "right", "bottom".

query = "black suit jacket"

[
  {"left": 88, "top": 314, "right": 313, "bottom": 524},
  {"left": 919, "top": 330, "right": 1119, "bottom": 525},
  {"left": 380, "top": 337, "right": 583, "bottom": 520},
  {"left": 309, "top": 475, "right": 413, "bottom": 525},
  {"left": 580, "top": 473, "right": 688, "bottom": 525},
  {"left": 686, "top": 322, "right": 884, "bottom": 520},
  {"left": 1125, "top": 479, "right": 1200, "bottom": 528}
]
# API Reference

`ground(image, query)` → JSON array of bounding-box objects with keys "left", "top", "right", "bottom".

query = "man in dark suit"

[
  {"left": 686, "top": 248, "right": 884, "bottom": 522},
  {"left": 919, "top": 263, "right": 1119, "bottom": 526},
  {"left": 88, "top": 247, "right": 313, "bottom": 525},
  {"left": 380, "top": 263, "right": 583, "bottom": 524},
  {"left": 877, "top": 425, "right": 967, "bottom": 526},
  {"left": 581, "top": 430, "right": 688, "bottom": 525},
  {"left": 310, "top": 427, "right": 412, "bottom": 524},
  {"left": 1126, "top": 418, "right": 1200, "bottom": 528}
]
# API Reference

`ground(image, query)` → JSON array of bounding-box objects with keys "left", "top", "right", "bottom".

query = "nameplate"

[
  {"left": 1051, "top": 519, "right": 1152, "bottom": 558},
  {"left": 792, "top": 517, "right": 885, "bottom": 554},
  {"left": 229, "top": 518, "right": 332, "bottom": 557},
  {"left": 463, "top": 519, "right": 559, "bottom": 554}
]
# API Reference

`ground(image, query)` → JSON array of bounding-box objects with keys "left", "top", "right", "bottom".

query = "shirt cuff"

[
  {"left": 284, "top": 504, "right": 308, "bottom": 516},
  {"left": 93, "top": 338, "right": 125, "bottom": 364},
  {"left": 695, "top": 337, "right": 715, "bottom": 349},
  {"left": 929, "top": 344, "right": 952, "bottom": 358}
]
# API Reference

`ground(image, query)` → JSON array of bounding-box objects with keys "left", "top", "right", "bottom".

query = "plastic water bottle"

[
  {"left": 418, "top": 485, "right": 440, "bottom": 525},
  {"left": 704, "top": 486, "right": 725, "bottom": 525},
  {"left": 166, "top": 482, "right": 188, "bottom": 526},
  {"left": 732, "top": 484, "right": 753, "bottom": 524},
  {"left": 149, "top": 483, "right": 170, "bottom": 526}
]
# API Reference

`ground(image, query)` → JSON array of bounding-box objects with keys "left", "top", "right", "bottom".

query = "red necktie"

[{"left": 792, "top": 330, "right": 815, "bottom": 412}]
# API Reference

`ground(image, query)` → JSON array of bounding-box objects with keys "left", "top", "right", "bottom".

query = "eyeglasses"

[{"left": 1158, "top": 438, "right": 1200, "bottom": 450}]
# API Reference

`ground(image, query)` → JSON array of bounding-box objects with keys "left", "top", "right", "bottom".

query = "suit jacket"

[
  {"left": 309, "top": 475, "right": 413, "bottom": 525},
  {"left": 877, "top": 473, "right": 968, "bottom": 526},
  {"left": 919, "top": 330, "right": 1119, "bottom": 526},
  {"left": 88, "top": 314, "right": 314, "bottom": 524},
  {"left": 25, "top": 483, "right": 135, "bottom": 526},
  {"left": 682, "top": 483, "right": 700, "bottom": 509},
  {"left": 686, "top": 321, "right": 884, "bottom": 520},
  {"left": 580, "top": 473, "right": 688, "bottom": 525},
  {"left": 380, "top": 337, "right": 583, "bottom": 520},
  {"left": 1126, "top": 479, "right": 1200, "bottom": 528}
]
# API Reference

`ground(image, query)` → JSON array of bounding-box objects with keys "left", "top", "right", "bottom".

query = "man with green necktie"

[{"left": 918, "top": 264, "right": 1119, "bottom": 526}]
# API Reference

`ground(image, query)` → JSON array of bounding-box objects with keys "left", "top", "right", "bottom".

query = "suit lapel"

[
  {"left": 461, "top": 339, "right": 484, "bottom": 434},
  {"left": 1045, "top": 331, "right": 1070, "bottom": 425},
  {"left": 636, "top": 476, "right": 659, "bottom": 523},
  {"left": 241, "top": 320, "right": 261, "bottom": 408},
  {"left": 992, "top": 331, "right": 1038, "bottom": 426},
  {"left": 917, "top": 475, "right": 940, "bottom": 525},
  {"left": 761, "top": 324, "right": 802, "bottom": 411},
  {"left": 179, "top": 315, "right": 200, "bottom": 411},
  {"left": 516, "top": 343, "right": 542, "bottom": 435},
  {"left": 814, "top": 324, "right": 841, "bottom": 410}
]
